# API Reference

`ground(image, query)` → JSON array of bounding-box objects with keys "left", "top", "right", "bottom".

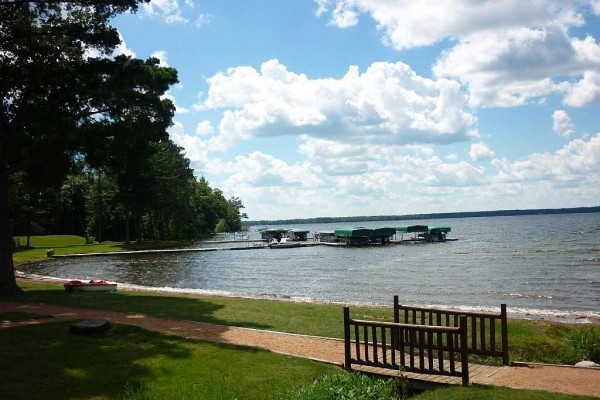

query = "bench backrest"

[{"left": 393, "top": 296, "right": 509, "bottom": 365}]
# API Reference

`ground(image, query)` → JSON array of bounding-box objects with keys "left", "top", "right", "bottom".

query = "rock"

[
  {"left": 69, "top": 320, "right": 112, "bottom": 335},
  {"left": 575, "top": 361, "right": 600, "bottom": 368}
]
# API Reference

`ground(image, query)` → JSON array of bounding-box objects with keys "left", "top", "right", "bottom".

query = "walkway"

[{"left": 1, "top": 301, "right": 598, "bottom": 398}]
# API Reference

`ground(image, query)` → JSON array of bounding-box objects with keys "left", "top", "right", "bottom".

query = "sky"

[{"left": 112, "top": 0, "right": 600, "bottom": 220}]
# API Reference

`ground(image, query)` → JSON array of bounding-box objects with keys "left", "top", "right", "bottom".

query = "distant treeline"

[{"left": 245, "top": 206, "right": 600, "bottom": 227}]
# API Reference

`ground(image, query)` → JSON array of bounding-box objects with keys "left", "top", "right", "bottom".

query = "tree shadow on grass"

[
  {"left": 16, "top": 288, "right": 273, "bottom": 330},
  {"left": 0, "top": 322, "right": 192, "bottom": 400},
  {"left": 1, "top": 320, "right": 339, "bottom": 400}
]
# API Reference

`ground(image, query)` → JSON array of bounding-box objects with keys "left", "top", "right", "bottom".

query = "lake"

[{"left": 19, "top": 213, "right": 600, "bottom": 322}]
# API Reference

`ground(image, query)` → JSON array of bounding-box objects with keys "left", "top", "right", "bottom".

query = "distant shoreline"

[{"left": 245, "top": 206, "right": 600, "bottom": 226}]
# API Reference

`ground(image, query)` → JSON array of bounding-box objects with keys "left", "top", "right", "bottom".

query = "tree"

[{"left": 0, "top": 0, "right": 177, "bottom": 294}]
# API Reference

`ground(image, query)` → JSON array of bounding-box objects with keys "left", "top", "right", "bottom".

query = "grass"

[
  {"left": 0, "top": 321, "right": 338, "bottom": 400},
  {"left": 0, "top": 311, "right": 52, "bottom": 322},
  {"left": 273, "top": 373, "right": 401, "bottom": 400},
  {"left": 2, "top": 317, "right": 592, "bottom": 400},
  {"left": 12, "top": 235, "right": 192, "bottom": 265},
  {"left": 11, "top": 280, "right": 600, "bottom": 365}
]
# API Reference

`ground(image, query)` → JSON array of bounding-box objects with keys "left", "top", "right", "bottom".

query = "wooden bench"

[
  {"left": 393, "top": 296, "right": 509, "bottom": 365},
  {"left": 343, "top": 307, "right": 470, "bottom": 385}
]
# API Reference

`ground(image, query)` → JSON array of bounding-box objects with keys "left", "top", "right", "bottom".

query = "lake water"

[{"left": 19, "top": 213, "right": 600, "bottom": 322}]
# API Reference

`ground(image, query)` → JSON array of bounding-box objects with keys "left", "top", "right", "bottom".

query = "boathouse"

[
  {"left": 260, "top": 228, "right": 288, "bottom": 242},
  {"left": 287, "top": 229, "right": 310, "bottom": 241}
]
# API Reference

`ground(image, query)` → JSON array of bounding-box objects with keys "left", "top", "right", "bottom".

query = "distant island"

[{"left": 244, "top": 206, "right": 600, "bottom": 226}]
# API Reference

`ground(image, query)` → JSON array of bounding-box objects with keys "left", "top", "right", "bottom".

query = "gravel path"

[{"left": 1, "top": 301, "right": 599, "bottom": 397}]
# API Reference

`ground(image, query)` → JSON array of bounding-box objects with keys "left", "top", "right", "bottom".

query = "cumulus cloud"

[
  {"left": 433, "top": 26, "right": 600, "bottom": 107},
  {"left": 563, "top": 71, "right": 600, "bottom": 106},
  {"left": 200, "top": 59, "right": 478, "bottom": 151},
  {"left": 168, "top": 121, "right": 208, "bottom": 165},
  {"left": 552, "top": 110, "right": 575, "bottom": 137},
  {"left": 316, "top": 1, "right": 600, "bottom": 108},
  {"left": 142, "top": 0, "right": 197, "bottom": 24},
  {"left": 196, "top": 120, "right": 214, "bottom": 136},
  {"left": 493, "top": 133, "right": 600, "bottom": 183},
  {"left": 469, "top": 143, "right": 495, "bottom": 161},
  {"left": 314, "top": 0, "right": 585, "bottom": 50},
  {"left": 150, "top": 50, "right": 169, "bottom": 67},
  {"left": 206, "top": 132, "right": 600, "bottom": 219}
]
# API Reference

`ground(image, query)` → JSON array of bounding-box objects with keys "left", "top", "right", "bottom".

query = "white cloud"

[
  {"left": 150, "top": 50, "right": 169, "bottom": 67},
  {"left": 195, "top": 13, "right": 212, "bottom": 27},
  {"left": 142, "top": 0, "right": 189, "bottom": 24},
  {"left": 563, "top": 71, "right": 600, "bottom": 106},
  {"left": 196, "top": 120, "right": 214, "bottom": 136},
  {"left": 315, "top": 0, "right": 586, "bottom": 50},
  {"left": 208, "top": 133, "right": 600, "bottom": 219},
  {"left": 317, "top": 1, "right": 600, "bottom": 108},
  {"left": 315, "top": 0, "right": 330, "bottom": 17},
  {"left": 492, "top": 133, "right": 600, "bottom": 183},
  {"left": 469, "top": 143, "right": 495, "bottom": 161},
  {"left": 168, "top": 121, "right": 208, "bottom": 166},
  {"left": 329, "top": 0, "right": 359, "bottom": 28},
  {"left": 552, "top": 110, "right": 575, "bottom": 137},
  {"left": 433, "top": 26, "right": 600, "bottom": 107},
  {"left": 201, "top": 59, "right": 478, "bottom": 151}
]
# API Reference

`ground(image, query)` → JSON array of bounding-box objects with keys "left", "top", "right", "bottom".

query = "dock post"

[
  {"left": 343, "top": 306, "right": 352, "bottom": 371},
  {"left": 393, "top": 295, "right": 399, "bottom": 323}
]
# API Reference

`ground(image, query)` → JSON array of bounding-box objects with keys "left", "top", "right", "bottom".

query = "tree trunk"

[
  {"left": 97, "top": 173, "right": 103, "bottom": 243},
  {"left": 0, "top": 152, "right": 21, "bottom": 294},
  {"left": 123, "top": 206, "right": 130, "bottom": 244}
]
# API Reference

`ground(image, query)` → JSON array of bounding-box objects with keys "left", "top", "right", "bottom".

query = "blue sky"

[{"left": 113, "top": 0, "right": 600, "bottom": 220}]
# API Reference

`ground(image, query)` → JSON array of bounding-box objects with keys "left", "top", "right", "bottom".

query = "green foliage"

[
  {"left": 215, "top": 219, "right": 229, "bottom": 233},
  {"left": 0, "top": 0, "right": 180, "bottom": 293},
  {"left": 506, "top": 320, "right": 588, "bottom": 364},
  {"left": 569, "top": 326, "right": 600, "bottom": 363},
  {"left": 274, "top": 373, "right": 399, "bottom": 400}
]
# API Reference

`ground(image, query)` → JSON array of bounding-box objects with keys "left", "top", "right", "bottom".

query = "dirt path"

[{"left": 1, "top": 301, "right": 599, "bottom": 398}]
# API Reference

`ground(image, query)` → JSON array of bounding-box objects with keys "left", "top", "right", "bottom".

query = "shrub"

[
  {"left": 569, "top": 327, "right": 600, "bottom": 363},
  {"left": 275, "top": 372, "right": 400, "bottom": 400}
]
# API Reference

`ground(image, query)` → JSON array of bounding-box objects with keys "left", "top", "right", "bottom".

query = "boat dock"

[{"left": 49, "top": 225, "right": 456, "bottom": 258}]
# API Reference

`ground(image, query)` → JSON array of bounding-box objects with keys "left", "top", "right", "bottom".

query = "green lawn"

[
  {"left": 0, "top": 318, "right": 594, "bottom": 400},
  {"left": 0, "top": 319, "right": 338, "bottom": 400},
  {"left": 12, "top": 235, "right": 192, "bottom": 265}
]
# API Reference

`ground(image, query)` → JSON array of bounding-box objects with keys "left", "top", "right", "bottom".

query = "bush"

[
  {"left": 569, "top": 326, "right": 600, "bottom": 363},
  {"left": 275, "top": 372, "right": 400, "bottom": 400}
]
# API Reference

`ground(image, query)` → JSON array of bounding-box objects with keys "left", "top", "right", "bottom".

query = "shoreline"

[{"left": 16, "top": 272, "right": 600, "bottom": 325}]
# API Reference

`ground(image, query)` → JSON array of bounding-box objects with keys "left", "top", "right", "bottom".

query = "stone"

[
  {"left": 69, "top": 320, "right": 112, "bottom": 335},
  {"left": 575, "top": 361, "right": 600, "bottom": 368}
]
